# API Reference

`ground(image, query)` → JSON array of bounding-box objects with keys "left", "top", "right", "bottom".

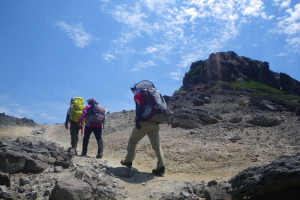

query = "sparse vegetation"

[
  {"left": 173, "top": 86, "right": 184, "bottom": 96},
  {"left": 185, "top": 64, "right": 204, "bottom": 76},
  {"left": 228, "top": 81, "right": 285, "bottom": 95}
]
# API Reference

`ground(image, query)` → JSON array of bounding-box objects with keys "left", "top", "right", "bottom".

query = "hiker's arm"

[
  {"left": 79, "top": 106, "right": 88, "bottom": 123},
  {"left": 135, "top": 101, "right": 142, "bottom": 129},
  {"left": 135, "top": 101, "right": 142, "bottom": 121},
  {"left": 65, "top": 114, "right": 70, "bottom": 129}
]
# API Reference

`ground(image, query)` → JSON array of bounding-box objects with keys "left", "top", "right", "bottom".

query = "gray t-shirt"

[{"left": 66, "top": 107, "right": 71, "bottom": 115}]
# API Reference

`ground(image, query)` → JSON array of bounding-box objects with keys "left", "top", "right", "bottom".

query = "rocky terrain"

[{"left": 1, "top": 51, "right": 300, "bottom": 200}]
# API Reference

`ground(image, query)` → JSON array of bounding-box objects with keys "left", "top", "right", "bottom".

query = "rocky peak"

[{"left": 183, "top": 51, "right": 300, "bottom": 96}]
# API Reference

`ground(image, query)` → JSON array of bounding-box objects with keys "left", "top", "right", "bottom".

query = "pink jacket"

[{"left": 79, "top": 105, "right": 102, "bottom": 127}]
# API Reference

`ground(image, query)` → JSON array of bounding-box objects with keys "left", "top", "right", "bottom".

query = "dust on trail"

[{"left": 0, "top": 125, "right": 42, "bottom": 139}]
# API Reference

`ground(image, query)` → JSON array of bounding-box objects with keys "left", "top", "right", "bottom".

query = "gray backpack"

[
  {"left": 88, "top": 103, "right": 106, "bottom": 124},
  {"left": 141, "top": 87, "right": 168, "bottom": 124}
]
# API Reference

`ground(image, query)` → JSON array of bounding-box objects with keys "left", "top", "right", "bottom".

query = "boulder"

[
  {"left": 106, "top": 167, "right": 135, "bottom": 178},
  {"left": 19, "top": 177, "right": 30, "bottom": 186},
  {"left": 24, "top": 158, "right": 48, "bottom": 173},
  {"left": 0, "top": 172, "right": 10, "bottom": 187},
  {"left": 55, "top": 153, "right": 72, "bottom": 167},
  {"left": 229, "top": 154, "right": 300, "bottom": 198},
  {"left": 5, "top": 150, "right": 28, "bottom": 174},
  {"left": 296, "top": 108, "right": 300, "bottom": 116},
  {"left": 204, "top": 186, "right": 228, "bottom": 200},
  {"left": 193, "top": 99, "right": 204, "bottom": 106},
  {"left": 204, "top": 97, "right": 211, "bottom": 103},
  {"left": 0, "top": 186, "right": 7, "bottom": 198},
  {"left": 257, "top": 100, "right": 285, "bottom": 111},
  {"left": 169, "top": 113, "right": 201, "bottom": 129},
  {"left": 192, "top": 182, "right": 205, "bottom": 197},
  {"left": 54, "top": 166, "right": 63, "bottom": 173},
  {"left": 170, "top": 108, "right": 218, "bottom": 128},
  {"left": 246, "top": 115, "right": 281, "bottom": 127},
  {"left": 198, "top": 93, "right": 211, "bottom": 100},
  {"left": 0, "top": 152, "right": 9, "bottom": 173},
  {"left": 49, "top": 178, "right": 94, "bottom": 200},
  {"left": 228, "top": 136, "right": 242, "bottom": 143},
  {"left": 207, "top": 180, "right": 218, "bottom": 187}
]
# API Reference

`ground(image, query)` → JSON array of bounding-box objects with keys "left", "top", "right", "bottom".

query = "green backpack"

[{"left": 70, "top": 97, "right": 85, "bottom": 123}]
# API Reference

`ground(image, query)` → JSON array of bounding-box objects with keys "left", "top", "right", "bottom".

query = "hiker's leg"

[
  {"left": 93, "top": 126, "right": 103, "bottom": 155},
  {"left": 81, "top": 126, "right": 92, "bottom": 155},
  {"left": 70, "top": 121, "right": 78, "bottom": 149},
  {"left": 74, "top": 124, "right": 81, "bottom": 149},
  {"left": 125, "top": 121, "right": 151, "bottom": 162},
  {"left": 148, "top": 123, "right": 165, "bottom": 168}
]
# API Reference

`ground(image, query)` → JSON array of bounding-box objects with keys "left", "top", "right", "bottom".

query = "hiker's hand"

[
  {"left": 78, "top": 121, "right": 82, "bottom": 126},
  {"left": 64, "top": 123, "right": 68, "bottom": 130},
  {"left": 135, "top": 121, "right": 141, "bottom": 129}
]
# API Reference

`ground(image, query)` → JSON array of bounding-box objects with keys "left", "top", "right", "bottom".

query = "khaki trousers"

[{"left": 125, "top": 121, "right": 165, "bottom": 168}]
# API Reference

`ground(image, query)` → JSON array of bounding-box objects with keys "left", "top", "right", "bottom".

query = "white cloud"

[
  {"left": 111, "top": 4, "right": 148, "bottom": 28},
  {"left": 132, "top": 60, "right": 157, "bottom": 71},
  {"left": 168, "top": 70, "right": 184, "bottom": 81},
  {"left": 144, "top": 46, "right": 157, "bottom": 54},
  {"left": 103, "top": 53, "right": 117, "bottom": 62},
  {"left": 57, "top": 21, "right": 95, "bottom": 48},
  {"left": 253, "top": 43, "right": 258, "bottom": 47},
  {"left": 286, "top": 37, "right": 300, "bottom": 49},
  {"left": 273, "top": 3, "right": 300, "bottom": 51},
  {"left": 103, "top": 0, "right": 282, "bottom": 80},
  {"left": 99, "top": 0, "right": 109, "bottom": 3},
  {"left": 280, "top": 0, "right": 291, "bottom": 9},
  {"left": 277, "top": 52, "right": 288, "bottom": 56}
]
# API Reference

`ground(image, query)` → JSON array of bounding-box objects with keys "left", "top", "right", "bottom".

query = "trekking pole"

[{"left": 81, "top": 125, "right": 84, "bottom": 136}]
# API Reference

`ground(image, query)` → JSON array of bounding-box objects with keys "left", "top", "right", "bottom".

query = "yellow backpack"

[{"left": 70, "top": 97, "right": 85, "bottom": 123}]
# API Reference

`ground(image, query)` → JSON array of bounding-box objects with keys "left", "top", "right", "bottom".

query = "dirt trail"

[{"left": 40, "top": 123, "right": 239, "bottom": 200}]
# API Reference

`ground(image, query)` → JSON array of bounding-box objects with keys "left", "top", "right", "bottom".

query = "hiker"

[
  {"left": 65, "top": 98, "right": 84, "bottom": 155},
  {"left": 121, "top": 81, "right": 167, "bottom": 175},
  {"left": 78, "top": 98, "right": 105, "bottom": 159}
]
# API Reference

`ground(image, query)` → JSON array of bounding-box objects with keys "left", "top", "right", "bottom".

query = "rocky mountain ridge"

[{"left": 182, "top": 51, "right": 300, "bottom": 96}]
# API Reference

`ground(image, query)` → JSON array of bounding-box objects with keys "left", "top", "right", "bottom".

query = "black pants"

[
  {"left": 70, "top": 120, "right": 81, "bottom": 149},
  {"left": 81, "top": 126, "right": 103, "bottom": 155}
]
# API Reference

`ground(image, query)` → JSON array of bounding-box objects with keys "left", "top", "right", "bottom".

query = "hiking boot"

[
  {"left": 120, "top": 159, "right": 132, "bottom": 168},
  {"left": 152, "top": 166, "right": 165, "bottom": 175},
  {"left": 80, "top": 153, "right": 86, "bottom": 156},
  {"left": 96, "top": 154, "right": 103, "bottom": 159}
]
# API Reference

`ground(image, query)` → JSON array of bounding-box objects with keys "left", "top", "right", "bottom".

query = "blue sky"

[{"left": 0, "top": 0, "right": 299, "bottom": 124}]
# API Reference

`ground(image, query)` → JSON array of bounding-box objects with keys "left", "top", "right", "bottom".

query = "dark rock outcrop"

[
  {"left": 183, "top": 51, "right": 300, "bottom": 96},
  {"left": 49, "top": 178, "right": 94, "bottom": 200},
  {"left": 169, "top": 108, "right": 218, "bottom": 128},
  {"left": 0, "top": 137, "right": 72, "bottom": 175},
  {"left": 0, "top": 172, "right": 10, "bottom": 187},
  {"left": 246, "top": 115, "right": 281, "bottom": 127},
  {"left": 257, "top": 100, "right": 286, "bottom": 111},
  {"left": 0, "top": 113, "right": 37, "bottom": 127},
  {"left": 228, "top": 154, "right": 300, "bottom": 198},
  {"left": 204, "top": 186, "right": 228, "bottom": 200},
  {"left": 251, "top": 95, "right": 298, "bottom": 111}
]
